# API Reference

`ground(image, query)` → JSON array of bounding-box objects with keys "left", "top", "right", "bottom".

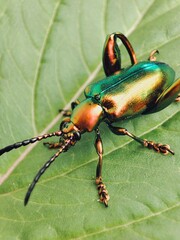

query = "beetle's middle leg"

[
  {"left": 44, "top": 101, "right": 80, "bottom": 149},
  {"left": 148, "top": 49, "right": 159, "bottom": 61},
  {"left": 94, "top": 128, "right": 110, "bottom": 207},
  {"left": 108, "top": 124, "right": 174, "bottom": 155},
  {"left": 175, "top": 93, "right": 180, "bottom": 102}
]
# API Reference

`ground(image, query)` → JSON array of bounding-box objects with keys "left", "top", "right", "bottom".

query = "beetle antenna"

[
  {"left": 24, "top": 135, "right": 76, "bottom": 206},
  {"left": 0, "top": 131, "right": 62, "bottom": 156}
]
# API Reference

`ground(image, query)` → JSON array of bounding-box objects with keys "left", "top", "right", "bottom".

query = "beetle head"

[
  {"left": 61, "top": 98, "right": 103, "bottom": 134},
  {"left": 71, "top": 98, "right": 103, "bottom": 132}
]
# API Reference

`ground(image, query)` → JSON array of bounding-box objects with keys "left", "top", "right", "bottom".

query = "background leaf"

[{"left": 0, "top": 0, "right": 180, "bottom": 239}]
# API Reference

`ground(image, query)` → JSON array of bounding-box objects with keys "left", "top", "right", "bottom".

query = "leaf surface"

[{"left": 0, "top": 1, "right": 180, "bottom": 239}]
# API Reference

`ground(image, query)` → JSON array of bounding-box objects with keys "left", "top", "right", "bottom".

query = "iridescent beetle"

[{"left": 0, "top": 33, "right": 180, "bottom": 207}]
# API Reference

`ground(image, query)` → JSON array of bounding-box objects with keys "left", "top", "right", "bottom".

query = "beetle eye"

[{"left": 60, "top": 120, "right": 69, "bottom": 130}]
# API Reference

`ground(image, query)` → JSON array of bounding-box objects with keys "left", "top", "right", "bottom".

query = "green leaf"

[{"left": 0, "top": 0, "right": 180, "bottom": 239}]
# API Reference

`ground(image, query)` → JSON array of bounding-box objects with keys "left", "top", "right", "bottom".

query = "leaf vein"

[
  {"left": 71, "top": 202, "right": 180, "bottom": 239},
  {"left": 32, "top": 0, "right": 62, "bottom": 134}
]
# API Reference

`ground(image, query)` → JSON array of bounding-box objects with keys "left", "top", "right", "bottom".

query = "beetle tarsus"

[
  {"left": 96, "top": 178, "right": 110, "bottom": 207},
  {"left": 143, "top": 140, "right": 174, "bottom": 155},
  {"left": 108, "top": 124, "right": 175, "bottom": 155},
  {"left": 43, "top": 142, "right": 63, "bottom": 149},
  {"left": 148, "top": 49, "right": 159, "bottom": 61}
]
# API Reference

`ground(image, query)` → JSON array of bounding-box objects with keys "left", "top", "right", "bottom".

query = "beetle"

[{"left": 0, "top": 32, "right": 180, "bottom": 207}]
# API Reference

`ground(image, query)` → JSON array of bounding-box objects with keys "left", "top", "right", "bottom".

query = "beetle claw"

[{"left": 158, "top": 144, "right": 174, "bottom": 155}]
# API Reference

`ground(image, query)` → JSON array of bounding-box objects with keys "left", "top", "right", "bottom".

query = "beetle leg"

[
  {"left": 175, "top": 93, "right": 180, "bottom": 102},
  {"left": 103, "top": 32, "right": 137, "bottom": 76},
  {"left": 103, "top": 33, "right": 121, "bottom": 76},
  {"left": 94, "top": 128, "right": 110, "bottom": 207},
  {"left": 45, "top": 116, "right": 74, "bottom": 149},
  {"left": 44, "top": 135, "right": 70, "bottom": 149},
  {"left": 148, "top": 49, "right": 159, "bottom": 61},
  {"left": 59, "top": 100, "right": 80, "bottom": 117},
  {"left": 59, "top": 109, "right": 72, "bottom": 117},
  {"left": 43, "top": 142, "right": 63, "bottom": 149},
  {"left": 108, "top": 124, "right": 174, "bottom": 155}
]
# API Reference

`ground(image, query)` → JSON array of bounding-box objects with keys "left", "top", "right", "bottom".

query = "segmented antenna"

[
  {"left": 24, "top": 137, "right": 73, "bottom": 206},
  {"left": 0, "top": 131, "right": 62, "bottom": 156}
]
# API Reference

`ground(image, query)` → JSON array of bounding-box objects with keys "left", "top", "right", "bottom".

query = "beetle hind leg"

[
  {"left": 108, "top": 124, "right": 174, "bottom": 155},
  {"left": 102, "top": 32, "right": 137, "bottom": 76},
  {"left": 94, "top": 128, "right": 110, "bottom": 207}
]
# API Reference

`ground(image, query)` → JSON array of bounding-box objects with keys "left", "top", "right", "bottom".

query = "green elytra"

[
  {"left": 71, "top": 59, "right": 180, "bottom": 133},
  {"left": 84, "top": 61, "right": 177, "bottom": 119},
  {"left": 0, "top": 33, "right": 180, "bottom": 207}
]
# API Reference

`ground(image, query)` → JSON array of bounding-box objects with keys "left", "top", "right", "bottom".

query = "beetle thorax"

[{"left": 70, "top": 98, "right": 103, "bottom": 132}]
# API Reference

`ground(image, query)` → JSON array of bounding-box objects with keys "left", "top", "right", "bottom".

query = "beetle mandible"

[{"left": 0, "top": 33, "right": 180, "bottom": 207}]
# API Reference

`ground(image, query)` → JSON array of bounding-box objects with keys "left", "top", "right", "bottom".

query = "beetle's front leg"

[
  {"left": 94, "top": 128, "right": 110, "bottom": 207},
  {"left": 45, "top": 101, "right": 80, "bottom": 149},
  {"left": 43, "top": 142, "right": 63, "bottom": 149},
  {"left": 108, "top": 124, "right": 174, "bottom": 155}
]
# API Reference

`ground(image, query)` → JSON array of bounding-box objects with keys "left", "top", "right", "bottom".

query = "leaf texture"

[{"left": 0, "top": 1, "right": 180, "bottom": 239}]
